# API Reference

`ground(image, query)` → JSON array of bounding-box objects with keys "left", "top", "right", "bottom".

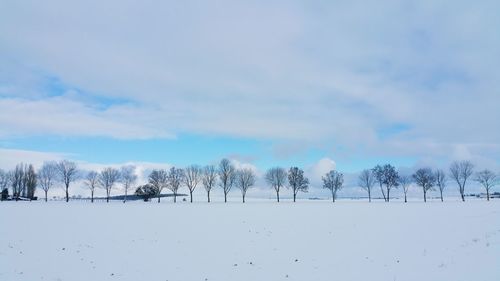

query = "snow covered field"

[{"left": 1, "top": 199, "right": 499, "bottom": 281}]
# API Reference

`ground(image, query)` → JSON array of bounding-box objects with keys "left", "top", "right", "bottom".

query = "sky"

[{"left": 1, "top": 1, "right": 499, "bottom": 197}]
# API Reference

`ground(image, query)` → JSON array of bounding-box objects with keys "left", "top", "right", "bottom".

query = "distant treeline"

[{"left": 0, "top": 159, "right": 498, "bottom": 203}]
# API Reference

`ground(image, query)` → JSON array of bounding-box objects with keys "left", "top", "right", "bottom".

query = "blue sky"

[
  {"left": 1, "top": 0, "right": 499, "bottom": 182},
  {"left": 1, "top": 134, "right": 417, "bottom": 173}
]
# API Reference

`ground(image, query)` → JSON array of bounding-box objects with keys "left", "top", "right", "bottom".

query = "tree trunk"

[
  {"left": 207, "top": 191, "right": 211, "bottom": 203},
  {"left": 65, "top": 185, "right": 69, "bottom": 202},
  {"left": 293, "top": 193, "right": 296, "bottom": 202},
  {"left": 387, "top": 188, "right": 390, "bottom": 202},
  {"left": 190, "top": 191, "right": 193, "bottom": 203},
  {"left": 404, "top": 193, "right": 407, "bottom": 203},
  {"left": 276, "top": 191, "right": 280, "bottom": 202},
  {"left": 123, "top": 188, "right": 127, "bottom": 203},
  {"left": 157, "top": 195, "right": 161, "bottom": 203},
  {"left": 242, "top": 194, "right": 245, "bottom": 203},
  {"left": 44, "top": 190, "right": 48, "bottom": 202},
  {"left": 174, "top": 193, "right": 177, "bottom": 203},
  {"left": 368, "top": 189, "right": 371, "bottom": 203},
  {"left": 423, "top": 189, "right": 427, "bottom": 202},
  {"left": 380, "top": 184, "right": 386, "bottom": 202},
  {"left": 224, "top": 192, "right": 227, "bottom": 203},
  {"left": 91, "top": 190, "right": 94, "bottom": 203},
  {"left": 487, "top": 189, "right": 490, "bottom": 201},
  {"left": 331, "top": 189, "right": 335, "bottom": 203},
  {"left": 440, "top": 190, "right": 443, "bottom": 202},
  {"left": 461, "top": 192, "right": 465, "bottom": 202}
]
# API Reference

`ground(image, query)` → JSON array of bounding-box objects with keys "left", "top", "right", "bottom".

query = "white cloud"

[
  {"left": 307, "top": 157, "right": 336, "bottom": 186},
  {"left": 0, "top": 148, "right": 65, "bottom": 169},
  {"left": 0, "top": 0, "right": 499, "bottom": 165},
  {"left": 0, "top": 96, "right": 173, "bottom": 139}
]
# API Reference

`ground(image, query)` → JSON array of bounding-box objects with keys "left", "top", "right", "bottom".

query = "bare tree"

[
  {"left": 25, "top": 164, "right": 37, "bottom": 200},
  {"left": 449, "top": 160, "right": 474, "bottom": 201},
  {"left": 236, "top": 168, "right": 256, "bottom": 203},
  {"left": 435, "top": 169, "right": 446, "bottom": 202},
  {"left": 168, "top": 167, "right": 184, "bottom": 203},
  {"left": 474, "top": 169, "right": 498, "bottom": 201},
  {"left": 358, "top": 169, "right": 375, "bottom": 202},
  {"left": 398, "top": 175, "right": 412, "bottom": 203},
  {"left": 265, "top": 167, "right": 287, "bottom": 202},
  {"left": 288, "top": 167, "right": 309, "bottom": 202},
  {"left": 20, "top": 164, "right": 29, "bottom": 198},
  {"left": 202, "top": 165, "right": 218, "bottom": 203},
  {"left": 413, "top": 168, "right": 436, "bottom": 202},
  {"left": 56, "top": 160, "right": 79, "bottom": 202},
  {"left": 11, "top": 164, "right": 25, "bottom": 200},
  {"left": 9, "top": 163, "right": 36, "bottom": 200},
  {"left": 322, "top": 170, "right": 344, "bottom": 202},
  {"left": 38, "top": 161, "right": 58, "bottom": 202},
  {"left": 99, "top": 167, "right": 121, "bottom": 203},
  {"left": 183, "top": 165, "right": 202, "bottom": 203},
  {"left": 372, "top": 165, "right": 387, "bottom": 201},
  {"left": 84, "top": 171, "right": 99, "bottom": 203},
  {"left": 382, "top": 164, "right": 399, "bottom": 202},
  {"left": 218, "top": 159, "right": 236, "bottom": 203},
  {"left": 120, "top": 165, "right": 137, "bottom": 203},
  {"left": 149, "top": 169, "right": 168, "bottom": 203}
]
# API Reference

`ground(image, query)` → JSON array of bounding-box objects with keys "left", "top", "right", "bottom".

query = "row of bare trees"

[
  {"left": 0, "top": 160, "right": 137, "bottom": 203},
  {"left": 0, "top": 161, "right": 71, "bottom": 201},
  {"left": 357, "top": 160, "right": 498, "bottom": 202},
  {"left": 141, "top": 160, "right": 260, "bottom": 203},
  {"left": 1, "top": 163, "right": 38, "bottom": 200},
  {"left": 83, "top": 166, "right": 138, "bottom": 203},
  {"left": 0, "top": 159, "right": 498, "bottom": 203},
  {"left": 139, "top": 161, "right": 313, "bottom": 203}
]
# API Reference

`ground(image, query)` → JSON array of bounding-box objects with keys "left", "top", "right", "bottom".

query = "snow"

[{"left": 1, "top": 199, "right": 499, "bottom": 281}]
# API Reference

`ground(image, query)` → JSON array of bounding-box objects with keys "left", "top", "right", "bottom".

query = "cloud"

[
  {"left": 0, "top": 0, "right": 499, "bottom": 166},
  {"left": 307, "top": 157, "right": 336, "bottom": 186},
  {"left": 0, "top": 95, "right": 174, "bottom": 139},
  {"left": 0, "top": 148, "right": 65, "bottom": 169}
]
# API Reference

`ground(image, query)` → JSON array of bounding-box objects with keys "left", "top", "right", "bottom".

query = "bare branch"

[
  {"left": 167, "top": 167, "right": 184, "bottom": 203},
  {"left": 474, "top": 169, "right": 498, "bottom": 201},
  {"left": 120, "top": 165, "right": 137, "bottom": 203},
  {"left": 265, "top": 167, "right": 287, "bottom": 202},
  {"left": 218, "top": 159, "right": 235, "bottom": 203},
  {"left": 413, "top": 168, "right": 436, "bottom": 202},
  {"left": 38, "top": 161, "right": 58, "bottom": 202},
  {"left": 99, "top": 167, "right": 120, "bottom": 203},
  {"left": 84, "top": 171, "right": 99, "bottom": 203},
  {"left": 236, "top": 168, "right": 256, "bottom": 203},
  {"left": 202, "top": 165, "right": 218, "bottom": 202},
  {"left": 148, "top": 169, "right": 168, "bottom": 203},
  {"left": 288, "top": 167, "right": 309, "bottom": 202},
  {"left": 183, "top": 165, "right": 202, "bottom": 203},
  {"left": 449, "top": 160, "right": 474, "bottom": 201},
  {"left": 322, "top": 170, "right": 343, "bottom": 202},
  {"left": 358, "top": 169, "right": 375, "bottom": 202},
  {"left": 398, "top": 174, "right": 412, "bottom": 203},
  {"left": 56, "top": 160, "right": 79, "bottom": 202}
]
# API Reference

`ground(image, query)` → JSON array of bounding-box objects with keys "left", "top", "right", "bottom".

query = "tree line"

[{"left": 0, "top": 159, "right": 498, "bottom": 203}]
